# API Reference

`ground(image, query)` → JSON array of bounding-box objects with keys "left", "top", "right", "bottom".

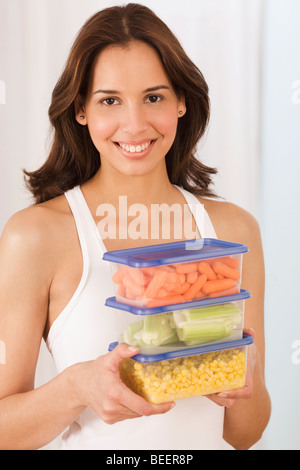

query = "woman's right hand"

[{"left": 71, "top": 343, "right": 175, "bottom": 424}]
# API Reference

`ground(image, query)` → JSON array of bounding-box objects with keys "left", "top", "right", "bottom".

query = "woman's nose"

[{"left": 120, "top": 104, "right": 149, "bottom": 136}]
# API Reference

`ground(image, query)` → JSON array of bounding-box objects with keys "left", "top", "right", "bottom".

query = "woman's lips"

[{"left": 114, "top": 140, "right": 155, "bottom": 158}]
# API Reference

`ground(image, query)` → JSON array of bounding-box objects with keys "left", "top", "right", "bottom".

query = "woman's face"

[{"left": 76, "top": 41, "right": 186, "bottom": 177}]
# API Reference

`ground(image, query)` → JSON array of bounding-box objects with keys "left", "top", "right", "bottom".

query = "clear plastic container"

[
  {"left": 105, "top": 290, "right": 250, "bottom": 354},
  {"left": 109, "top": 334, "right": 254, "bottom": 404},
  {"left": 102, "top": 238, "right": 249, "bottom": 308}
]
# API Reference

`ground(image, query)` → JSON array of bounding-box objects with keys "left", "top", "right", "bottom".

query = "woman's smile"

[{"left": 113, "top": 139, "right": 156, "bottom": 159}]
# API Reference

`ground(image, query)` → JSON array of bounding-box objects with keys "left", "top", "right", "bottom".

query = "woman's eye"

[
  {"left": 101, "top": 98, "right": 119, "bottom": 106},
  {"left": 146, "top": 95, "right": 162, "bottom": 103}
]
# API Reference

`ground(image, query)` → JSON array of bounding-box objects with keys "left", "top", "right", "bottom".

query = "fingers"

[
  {"left": 93, "top": 344, "right": 176, "bottom": 424},
  {"left": 104, "top": 342, "right": 140, "bottom": 373},
  {"left": 98, "top": 380, "right": 175, "bottom": 424},
  {"left": 244, "top": 328, "right": 255, "bottom": 339},
  {"left": 117, "top": 381, "right": 175, "bottom": 417},
  {"left": 207, "top": 394, "right": 236, "bottom": 408}
]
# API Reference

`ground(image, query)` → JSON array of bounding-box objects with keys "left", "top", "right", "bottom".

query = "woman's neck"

[{"left": 85, "top": 162, "right": 175, "bottom": 206}]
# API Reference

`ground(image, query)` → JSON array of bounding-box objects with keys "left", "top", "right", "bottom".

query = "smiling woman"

[
  {"left": 0, "top": 2, "right": 270, "bottom": 451},
  {"left": 23, "top": 3, "right": 216, "bottom": 204}
]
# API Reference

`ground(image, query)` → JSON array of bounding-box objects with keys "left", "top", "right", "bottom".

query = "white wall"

[
  {"left": 0, "top": 0, "right": 299, "bottom": 450},
  {"left": 259, "top": 0, "right": 300, "bottom": 450}
]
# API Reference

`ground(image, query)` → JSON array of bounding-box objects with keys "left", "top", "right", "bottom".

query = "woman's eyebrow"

[
  {"left": 144, "top": 85, "right": 170, "bottom": 93},
  {"left": 93, "top": 85, "right": 170, "bottom": 95}
]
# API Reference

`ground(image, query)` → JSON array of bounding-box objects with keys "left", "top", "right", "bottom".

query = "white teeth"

[{"left": 119, "top": 141, "right": 151, "bottom": 153}]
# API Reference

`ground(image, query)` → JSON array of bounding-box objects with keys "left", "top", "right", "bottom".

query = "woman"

[{"left": 0, "top": 4, "right": 271, "bottom": 450}]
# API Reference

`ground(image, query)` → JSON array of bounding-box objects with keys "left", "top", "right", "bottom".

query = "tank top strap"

[
  {"left": 64, "top": 186, "right": 107, "bottom": 256},
  {"left": 174, "top": 185, "right": 218, "bottom": 239}
]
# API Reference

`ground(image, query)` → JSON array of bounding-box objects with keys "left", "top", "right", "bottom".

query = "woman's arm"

[
  {"left": 205, "top": 201, "right": 271, "bottom": 450},
  {"left": 0, "top": 210, "right": 82, "bottom": 449},
  {"left": 0, "top": 210, "right": 173, "bottom": 450}
]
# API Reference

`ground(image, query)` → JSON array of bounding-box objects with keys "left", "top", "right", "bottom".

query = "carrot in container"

[
  {"left": 202, "top": 278, "right": 236, "bottom": 295},
  {"left": 103, "top": 238, "right": 248, "bottom": 307},
  {"left": 198, "top": 261, "right": 217, "bottom": 280},
  {"left": 156, "top": 288, "right": 169, "bottom": 298},
  {"left": 175, "top": 262, "right": 199, "bottom": 274},
  {"left": 145, "top": 295, "right": 185, "bottom": 308},
  {"left": 186, "top": 271, "right": 198, "bottom": 284},
  {"left": 183, "top": 274, "right": 207, "bottom": 300},
  {"left": 169, "top": 281, "right": 191, "bottom": 295},
  {"left": 112, "top": 266, "right": 127, "bottom": 284},
  {"left": 176, "top": 273, "right": 186, "bottom": 285},
  {"left": 126, "top": 266, "right": 149, "bottom": 286},
  {"left": 208, "top": 286, "right": 239, "bottom": 298},
  {"left": 213, "top": 256, "right": 239, "bottom": 269},
  {"left": 212, "top": 261, "right": 240, "bottom": 281},
  {"left": 143, "top": 269, "right": 168, "bottom": 299},
  {"left": 117, "top": 283, "right": 126, "bottom": 297},
  {"left": 122, "top": 275, "right": 144, "bottom": 297}
]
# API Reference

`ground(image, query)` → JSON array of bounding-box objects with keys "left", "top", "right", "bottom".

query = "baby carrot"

[
  {"left": 143, "top": 269, "right": 168, "bottom": 299},
  {"left": 112, "top": 266, "right": 127, "bottom": 284},
  {"left": 163, "top": 272, "right": 180, "bottom": 292},
  {"left": 212, "top": 256, "right": 239, "bottom": 269},
  {"left": 126, "top": 266, "right": 149, "bottom": 286},
  {"left": 186, "top": 271, "right": 198, "bottom": 284},
  {"left": 122, "top": 274, "right": 144, "bottom": 297},
  {"left": 202, "top": 278, "right": 236, "bottom": 295},
  {"left": 198, "top": 261, "right": 217, "bottom": 280},
  {"left": 183, "top": 274, "right": 207, "bottom": 300},
  {"left": 156, "top": 288, "right": 169, "bottom": 298},
  {"left": 212, "top": 261, "right": 240, "bottom": 281},
  {"left": 169, "top": 281, "right": 191, "bottom": 295},
  {"left": 176, "top": 273, "right": 186, "bottom": 285},
  {"left": 141, "top": 267, "right": 159, "bottom": 277},
  {"left": 195, "top": 290, "right": 206, "bottom": 299},
  {"left": 208, "top": 286, "right": 239, "bottom": 298},
  {"left": 146, "top": 295, "right": 184, "bottom": 308},
  {"left": 175, "top": 262, "right": 199, "bottom": 274},
  {"left": 117, "top": 283, "right": 126, "bottom": 297}
]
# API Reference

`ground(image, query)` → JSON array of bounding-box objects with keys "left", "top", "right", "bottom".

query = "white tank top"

[{"left": 46, "top": 185, "right": 225, "bottom": 450}]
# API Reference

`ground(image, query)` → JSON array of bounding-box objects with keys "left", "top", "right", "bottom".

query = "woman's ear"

[
  {"left": 75, "top": 95, "right": 87, "bottom": 125},
  {"left": 178, "top": 95, "right": 186, "bottom": 118}
]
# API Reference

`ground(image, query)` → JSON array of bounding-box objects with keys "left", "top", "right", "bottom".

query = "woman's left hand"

[{"left": 206, "top": 329, "right": 257, "bottom": 408}]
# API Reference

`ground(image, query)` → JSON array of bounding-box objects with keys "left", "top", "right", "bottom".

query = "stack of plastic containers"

[{"left": 103, "top": 238, "right": 254, "bottom": 404}]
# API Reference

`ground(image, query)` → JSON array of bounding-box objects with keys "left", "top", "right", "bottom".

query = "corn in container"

[
  {"left": 102, "top": 238, "right": 249, "bottom": 308},
  {"left": 105, "top": 289, "right": 251, "bottom": 354},
  {"left": 109, "top": 334, "right": 253, "bottom": 404}
]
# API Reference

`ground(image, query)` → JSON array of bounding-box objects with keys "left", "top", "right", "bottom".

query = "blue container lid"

[
  {"left": 108, "top": 333, "right": 254, "bottom": 363},
  {"left": 105, "top": 289, "right": 251, "bottom": 315},
  {"left": 102, "top": 238, "right": 248, "bottom": 268}
]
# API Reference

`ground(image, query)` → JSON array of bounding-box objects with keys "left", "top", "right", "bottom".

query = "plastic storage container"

[
  {"left": 109, "top": 334, "right": 254, "bottom": 404},
  {"left": 105, "top": 289, "right": 251, "bottom": 354},
  {"left": 102, "top": 238, "right": 249, "bottom": 308}
]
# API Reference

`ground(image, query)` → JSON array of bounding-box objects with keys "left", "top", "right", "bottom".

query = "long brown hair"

[{"left": 24, "top": 3, "right": 217, "bottom": 204}]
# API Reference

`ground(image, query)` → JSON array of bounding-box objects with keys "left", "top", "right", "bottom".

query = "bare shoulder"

[
  {"left": 199, "top": 198, "right": 262, "bottom": 248},
  {"left": 0, "top": 195, "right": 72, "bottom": 271},
  {"left": 200, "top": 198, "right": 265, "bottom": 314}
]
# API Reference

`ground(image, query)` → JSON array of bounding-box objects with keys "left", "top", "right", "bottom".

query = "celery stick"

[
  {"left": 173, "top": 303, "right": 241, "bottom": 327},
  {"left": 143, "top": 314, "right": 178, "bottom": 345},
  {"left": 122, "top": 313, "right": 178, "bottom": 347},
  {"left": 122, "top": 319, "right": 144, "bottom": 345},
  {"left": 173, "top": 303, "right": 242, "bottom": 345}
]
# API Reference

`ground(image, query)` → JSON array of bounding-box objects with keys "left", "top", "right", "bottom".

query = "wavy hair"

[{"left": 24, "top": 3, "right": 217, "bottom": 203}]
